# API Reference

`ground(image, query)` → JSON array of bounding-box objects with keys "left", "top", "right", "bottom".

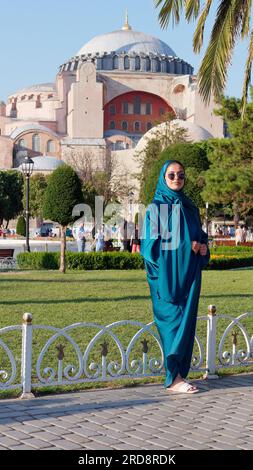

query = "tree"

[
  {"left": 43, "top": 165, "right": 83, "bottom": 273},
  {"left": 202, "top": 93, "right": 253, "bottom": 225},
  {"left": 140, "top": 141, "right": 210, "bottom": 207},
  {"left": 64, "top": 146, "right": 134, "bottom": 206},
  {"left": 155, "top": 0, "right": 253, "bottom": 116},
  {"left": 0, "top": 170, "right": 23, "bottom": 227},
  {"left": 138, "top": 139, "right": 163, "bottom": 204},
  {"left": 22, "top": 173, "right": 48, "bottom": 226},
  {"left": 202, "top": 138, "right": 253, "bottom": 226},
  {"left": 137, "top": 116, "right": 189, "bottom": 203},
  {"left": 16, "top": 216, "right": 26, "bottom": 237}
]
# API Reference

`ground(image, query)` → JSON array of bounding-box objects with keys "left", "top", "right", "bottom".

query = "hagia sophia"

[{"left": 0, "top": 13, "right": 223, "bottom": 194}]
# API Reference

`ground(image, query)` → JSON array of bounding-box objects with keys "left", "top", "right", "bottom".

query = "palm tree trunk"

[{"left": 60, "top": 225, "right": 66, "bottom": 273}]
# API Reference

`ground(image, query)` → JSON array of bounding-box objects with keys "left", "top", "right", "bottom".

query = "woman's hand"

[
  {"left": 199, "top": 244, "right": 207, "bottom": 256},
  {"left": 191, "top": 241, "right": 201, "bottom": 254}
]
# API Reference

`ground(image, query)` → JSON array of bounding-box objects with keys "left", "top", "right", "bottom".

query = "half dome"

[{"left": 135, "top": 119, "right": 213, "bottom": 152}]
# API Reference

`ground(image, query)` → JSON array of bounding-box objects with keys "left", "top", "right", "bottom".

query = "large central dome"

[
  {"left": 77, "top": 29, "right": 176, "bottom": 57},
  {"left": 59, "top": 15, "right": 193, "bottom": 76}
]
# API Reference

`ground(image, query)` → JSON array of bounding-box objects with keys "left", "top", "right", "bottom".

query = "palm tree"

[{"left": 154, "top": 0, "right": 253, "bottom": 117}]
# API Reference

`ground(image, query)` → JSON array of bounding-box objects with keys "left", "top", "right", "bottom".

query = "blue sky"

[{"left": 0, "top": 0, "right": 249, "bottom": 101}]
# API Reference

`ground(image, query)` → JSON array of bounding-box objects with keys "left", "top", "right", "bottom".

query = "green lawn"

[{"left": 0, "top": 269, "right": 253, "bottom": 397}]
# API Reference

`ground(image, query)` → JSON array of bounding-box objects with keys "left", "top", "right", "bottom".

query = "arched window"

[
  {"left": 147, "top": 122, "right": 152, "bottom": 131},
  {"left": 32, "top": 134, "right": 40, "bottom": 152},
  {"left": 146, "top": 57, "right": 151, "bottom": 71},
  {"left": 109, "top": 121, "right": 115, "bottom": 130},
  {"left": 115, "top": 141, "right": 124, "bottom": 150},
  {"left": 135, "top": 56, "right": 140, "bottom": 70},
  {"left": 123, "top": 102, "right": 128, "bottom": 114},
  {"left": 146, "top": 103, "right": 152, "bottom": 115},
  {"left": 47, "top": 140, "right": 55, "bottom": 152},
  {"left": 109, "top": 105, "right": 116, "bottom": 115},
  {"left": 134, "top": 96, "right": 141, "bottom": 114},
  {"left": 35, "top": 95, "right": 42, "bottom": 108},
  {"left": 134, "top": 121, "right": 141, "bottom": 133},
  {"left": 18, "top": 139, "right": 26, "bottom": 149},
  {"left": 122, "top": 121, "right": 128, "bottom": 132},
  {"left": 113, "top": 56, "right": 118, "bottom": 69},
  {"left": 124, "top": 56, "right": 130, "bottom": 69}
]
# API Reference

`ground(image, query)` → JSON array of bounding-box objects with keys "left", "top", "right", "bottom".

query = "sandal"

[{"left": 167, "top": 381, "right": 199, "bottom": 394}]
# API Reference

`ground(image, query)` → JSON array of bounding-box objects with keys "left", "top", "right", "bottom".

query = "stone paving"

[{"left": 0, "top": 373, "right": 252, "bottom": 450}]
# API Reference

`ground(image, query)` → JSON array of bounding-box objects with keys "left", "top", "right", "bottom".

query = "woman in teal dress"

[{"left": 141, "top": 160, "right": 210, "bottom": 394}]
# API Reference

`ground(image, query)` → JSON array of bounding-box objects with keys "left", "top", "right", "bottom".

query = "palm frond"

[
  {"left": 241, "top": 31, "right": 253, "bottom": 118},
  {"left": 185, "top": 0, "right": 201, "bottom": 22},
  {"left": 197, "top": 0, "right": 243, "bottom": 104},
  {"left": 193, "top": 0, "right": 213, "bottom": 53},
  {"left": 237, "top": 0, "right": 252, "bottom": 38},
  {"left": 154, "top": 0, "right": 184, "bottom": 28}
]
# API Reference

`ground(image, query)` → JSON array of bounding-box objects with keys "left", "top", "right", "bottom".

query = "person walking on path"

[
  {"left": 235, "top": 225, "right": 244, "bottom": 246},
  {"left": 77, "top": 222, "right": 86, "bottom": 252},
  {"left": 131, "top": 224, "right": 141, "bottom": 253},
  {"left": 141, "top": 160, "right": 210, "bottom": 394},
  {"left": 95, "top": 225, "right": 105, "bottom": 252}
]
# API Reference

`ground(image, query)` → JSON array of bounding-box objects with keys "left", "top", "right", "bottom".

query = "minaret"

[{"left": 122, "top": 10, "right": 132, "bottom": 30}]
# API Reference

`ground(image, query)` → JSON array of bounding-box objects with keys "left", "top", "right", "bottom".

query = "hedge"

[
  {"left": 17, "top": 252, "right": 144, "bottom": 270},
  {"left": 207, "top": 255, "right": 253, "bottom": 270},
  {"left": 210, "top": 246, "right": 253, "bottom": 253},
  {"left": 17, "top": 251, "right": 253, "bottom": 271},
  {"left": 17, "top": 252, "right": 59, "bottom": 270}
]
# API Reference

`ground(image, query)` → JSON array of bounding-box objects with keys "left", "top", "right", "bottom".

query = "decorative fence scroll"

[{"left": 0, "top": 306, "right": 252, "bottom": 398}]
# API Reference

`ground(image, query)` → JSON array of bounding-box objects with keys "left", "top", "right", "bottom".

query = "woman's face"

[{"left": 165, "top": 163, "right": 185, "bottom": 191}]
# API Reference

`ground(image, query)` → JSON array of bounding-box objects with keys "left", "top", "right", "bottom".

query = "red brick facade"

[{"left": 104, "top": 91, "right": 175, "bottom": 134}]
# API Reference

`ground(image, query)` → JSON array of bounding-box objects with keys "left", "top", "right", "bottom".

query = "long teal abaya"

[{"left": 141, "top": 160, "right": 210, "bottom": 388}]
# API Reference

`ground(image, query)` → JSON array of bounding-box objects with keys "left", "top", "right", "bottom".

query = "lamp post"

[
  {"left": 21, "top": 156, "right": 34, "bottom": 252},
  {"left": 128, "top": 191, "right": 134, "bottom": 223},
  {"left": 205, "top": 202, "right": 209, "bottom": 238}
]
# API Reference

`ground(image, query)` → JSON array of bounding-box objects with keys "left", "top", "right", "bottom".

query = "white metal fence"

[{"left": 0, "top": 305, "right": 252, "bottom": 398}]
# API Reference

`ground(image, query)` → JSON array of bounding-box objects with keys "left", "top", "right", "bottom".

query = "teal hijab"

[{"left": 141, "top": 159, "right": 209, "bottom": 303}]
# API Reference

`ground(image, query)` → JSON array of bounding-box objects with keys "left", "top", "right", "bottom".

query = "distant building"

[{"left": 0, "top": 14, "right": 223, "bottom": 193}]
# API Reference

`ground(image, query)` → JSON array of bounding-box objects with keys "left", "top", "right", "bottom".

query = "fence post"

[
  {"left": 20, "top": 313, "right": 35, "bottom": 399},
  {"left": 203, "top": 305, "right": 219, "bottom": 379}
]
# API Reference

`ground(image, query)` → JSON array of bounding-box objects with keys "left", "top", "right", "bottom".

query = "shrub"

[
  {"left": 17, "top": 252, "right": 59, "bottom": 270},
  {"left": 66, "top": 252, "right": 144, "bottom": 270},
  {"left": 16, "top": 216, "right": 26, "bottom": 237}
]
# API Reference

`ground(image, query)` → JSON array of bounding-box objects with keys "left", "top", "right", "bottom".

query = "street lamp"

[
  {"left": 21, "top": 156, "right": 34, "bottom": 252},
  {"left": 205, "top": 202, "right": 209, "bottom": 238},
  {"left": 128, "top": 191, "right": 134, "bottom": 223}
]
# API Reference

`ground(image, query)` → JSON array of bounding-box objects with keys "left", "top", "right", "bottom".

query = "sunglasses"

[{"left": 166, "top": 172, "right": 185, "bottom": 181}]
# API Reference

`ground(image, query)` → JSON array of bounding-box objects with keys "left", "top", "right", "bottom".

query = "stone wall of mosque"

[
  {"left": 194, "top": 89, "right": 224, "bottom": 138},
  {"left": 101, "top": 72, "right": 223, "bottom": 137},
  {"left": 67, "top": 63, "right": 104, "bottom": 139},
  {"left": 0, "top": 135, "right": 13, "bottom": 169},
  {"left": 5, "top": 92, "right": 60, "bottom": 122},
  {"left": 13, "top": 130, "right": 61, "bottom": 164},
  {"left": 55, "top": 73, "right": 76, "bottom": 135}
]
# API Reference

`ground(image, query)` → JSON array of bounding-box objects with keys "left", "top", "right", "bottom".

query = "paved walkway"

[{"left": 0, "top": 373, "right": 252, "bottom": 450}]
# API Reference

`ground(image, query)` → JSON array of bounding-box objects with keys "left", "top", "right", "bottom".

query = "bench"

[{"left": 0, "top": 248, "right": 16, "bottom": 269}]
